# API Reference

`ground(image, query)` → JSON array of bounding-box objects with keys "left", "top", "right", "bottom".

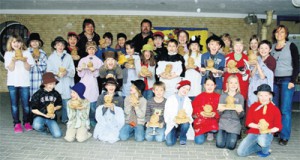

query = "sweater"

[
  {"left": 124, "top": 96, "right": 147, "bottom": 125},
  {"left": 145, "top": 98, "right": 166, "bottom": 123}
]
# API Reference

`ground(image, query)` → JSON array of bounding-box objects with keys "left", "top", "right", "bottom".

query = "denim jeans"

[
  {"left": 119, "top": 124, "right": 145, "bottom": 142},
  {"left": 143, "top": 90, "right": 154, "bottom": 100},
  {"left": 194, "top": 130, "right": 217, "bottom": 145},
  {"left": 273, "top": 77, "right": 295, "bottom": 140},
  {"left": 145, "top": 126, "right": 165, "bottom": 142},
  {"left": 32, "top": 116, "right": 62, "bottom": 138},
  {"left": 216, "top": 129, "right": 238, "bottom": 150},
  {"left": 61, "top": 99, "right": 69, "bottom": 123},
  {"left": 237, "top": 133, "right": 273, "bottom": 157},
  {"left": 8, "top": 86, "right": 31, "bottom": 125},
  {"left": 89, "top": 101, "right": 97, "bottom": 127},
  {"left": 165, "top": 122, "right": 190, "bottom": 146}
]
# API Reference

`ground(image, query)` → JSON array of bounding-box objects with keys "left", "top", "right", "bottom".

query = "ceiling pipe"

[{"left": 261, "top": 10, "right": 274, "bottom": 40}]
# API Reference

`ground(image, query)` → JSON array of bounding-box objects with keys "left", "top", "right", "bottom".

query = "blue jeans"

[
  {"left": 273, "top": 77, "right": 295, "bottom": 140},
  {"left": 61, "top": 99, "right": 69, "bottom": 123},
  {"left": 8, "top": 86, "right": 30, "bottom": 125},
  {"left": 237, "top": 133, "right": 273, "bottom": 157},
  {"left": 32, "top": 116, "right": 62, "bottom": 138},
  {"left": 145, "top": 126, "right": 165, "bottom": 142},
  {"left": 89, "top": 101, "right": 97, "bottom": 127},
  {"left": 165, "top": 122, "right": 190, "bottom": 146},
  {"left": 194, "top": 130, "right": 217, "bottom": 145},
  {"left": 119, "top": 124, "right": 145, "bottom": 142},
  {"left": 143, "top": 90, "right": 154, "bottom": 100},
  {"left": 216, "top": 129, "right": 238, "bottom": 150}
]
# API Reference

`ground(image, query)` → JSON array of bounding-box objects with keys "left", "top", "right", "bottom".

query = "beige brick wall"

[{"left": 0, "top": 14, "right": 299, "bottom": 92}]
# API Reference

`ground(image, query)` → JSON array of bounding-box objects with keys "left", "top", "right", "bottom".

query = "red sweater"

[
  {"left": 246, "top": 102, "right": 282, "bottom": 134},
  {"left": 192, "top": 92, "right": 220, "bottom": 136}
]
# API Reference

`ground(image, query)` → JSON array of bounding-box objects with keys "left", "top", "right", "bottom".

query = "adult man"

[{"left": 132, "top": 19, "right": 153, "bottom": 54}]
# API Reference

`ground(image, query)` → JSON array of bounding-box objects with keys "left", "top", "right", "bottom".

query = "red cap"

[
  {"left": 153, "top": 31, "right": 164, "bottom": 38},
  {"left": 177, "top": 80, "right": 191, "bottom": 89}
]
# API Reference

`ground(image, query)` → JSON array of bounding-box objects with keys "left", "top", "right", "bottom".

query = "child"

[
  {"left": 201, "top": 34, "right": 225, "bottom": 93},
  {"left": 164, "top": 80, "right": 194, "bottom": 146},
  {"left": 247, "top": 35, "right": 259, "bottom": 55},
  {"left": 216, "top": 75, "right": 244, "bottom": 150},
  {"left": 221, "top": 33, "right": 232, "bottom": 55},
  {"left": 153, "top": 31, "right": 167, "bottom": 60},
  {"left": 31, "top": 72, "right": 62, "bottom": 138},
  {"left": 27, "top": 33, "right": 47, "bottom": 97},
  {"left": 156, "top": 39, "right": 185, "bottom": 98},
  {"left": 223, "top": 38, "right": 250, "bottom": 100},
  {"left": 122, "top": 40, "right": 141, "bottom": 97},
  {"left": 192, "top": 77, "right": 220, "bottom": 144},
  {"left": 115, "top": 33, "right": 127, "bottom": 54},
  {"left": 77, "top": 41, "right": 103, "bottom": 127},
  {"left": 96, "top": 78, "right": 124, "bottom": 109},
  {"left": 64, "top": 83, "right": 92, "bottom": 142},
  {"left": 258, "top": 40, "right": 276, "bottom": 73},
  {"left": 47, "top": 36, "right": 75, "bottom": 123},
  {"left": 93, "top": 94, "right": 125, "bottom": 143},
  {"left": 176, "top": 30, "right": 189, "bottom": 56},
  {"left": 95, "top": 32, "right": 116, "bottom": 61},
  {"left": 237, "top": 84, "right": 282, "bottom": 157},
  {"left": 184, "top": 36, "right": 202, "bottom": 99},
  {"left": 4, "top": 34, "right": 35, "bottom": 133},
  {"left": 140, "top": 44, "right": 156, "bottom": 100},
  {"left": 119, "top": 80, "right": 147, "bottom": 142},
  {"left": 145, "top": 81, "right": 167, "bottom": 142},
  {"left": 66, "top": 32, "right": 81, "bottom": 83}
]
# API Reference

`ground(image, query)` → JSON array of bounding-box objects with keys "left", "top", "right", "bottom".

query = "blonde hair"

[
  {"left": 6, "top": 35, "right": 27, "bottom": 51},
  {"left": 225, "top": 75, "right": 241, "bottom": 93},
  {"left": 232, "top": 38, "right": 244, "bottom": 47},
  {"left": 132, "top": 84, "right": 142, "bottom": 97},
  {"left": 153, "top": 81, "right": 166, "bottom": 91}
]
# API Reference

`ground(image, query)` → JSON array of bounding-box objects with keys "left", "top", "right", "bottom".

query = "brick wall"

[{"left": 0, "top": 14, "right": 299, "bottom": 92}]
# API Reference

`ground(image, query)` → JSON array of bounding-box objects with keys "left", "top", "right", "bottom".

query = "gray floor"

[{"left": 0, "top": 92, "right": 299, "bottom": 160}]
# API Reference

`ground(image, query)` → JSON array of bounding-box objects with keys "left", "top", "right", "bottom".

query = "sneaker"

[
  {"left": 279, "top": 139, "right": 288, "bottom": 146},
  {"left": 24, "top": 122, "right": 33, "bottom": 131},
  {"left": 207, "top": 133, "right": 214, "bottom": 141},
  {"left": 14, "top": 123, "right": 23, "bottom": 133},
  {"left": 257, "top": 151, "right": 270, "bottom": 157},
  {"left": 180, "top": 140, "right": 186, "bottom": 145}
]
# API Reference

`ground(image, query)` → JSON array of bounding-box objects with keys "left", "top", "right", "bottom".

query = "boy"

[
  {"left": 31, "top": 72, "right": 62, "bottom": 138},
  {"left": 201, "top": 34, "right": 225, "bottom": 93},
  {"left": 237, "top": 84, "right": 282, "bottom": 158},
  {"left": 115, "top": 33, "right": 127, "bottom": 54},
  {"left": 96, "top": 32, "right": 115, "bottom": 61},
  {"left": 145, "top": 81, "right": 167, "bottom": 142},
  {"left": 153, "top": 31, "right": 167, "bottom": 60}
]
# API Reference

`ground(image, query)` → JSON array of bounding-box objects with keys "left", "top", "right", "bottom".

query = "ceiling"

[{"left": 0, "top": 0, "right": 300, "bottom": 16}]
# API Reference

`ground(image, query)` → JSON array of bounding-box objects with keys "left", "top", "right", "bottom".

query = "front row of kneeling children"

[{"left": 31, "top": 72, "right": 281, "bottom": 158}]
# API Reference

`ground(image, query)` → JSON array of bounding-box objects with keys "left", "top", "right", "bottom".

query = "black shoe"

[{"left": 279, "top": 139, "right": 288, "bottom": 146}]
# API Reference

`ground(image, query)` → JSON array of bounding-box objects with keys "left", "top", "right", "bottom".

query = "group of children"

[{"left": 4, "top": 22, "right": 287, "bottom": 158}]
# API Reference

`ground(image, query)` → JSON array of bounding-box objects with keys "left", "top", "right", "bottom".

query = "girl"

[
  {"left": 216, "top": 75, "right": 244, "bottom": 150},
  {"left": 66, "top": 32, "right": 81, "bottom": 83},
  {"left": 27, "top": 33, "right": 47, "bottom": 97},
  {"left": 47, "top": 36, "right": 75, "bottom": 124},
  {"left": 115, "top": 33, "right": 127, "bottom": 54},
  {"left": 176, "top": 30, "right": 189, "bottom": 56},
  {"left": 140, "top": 44, "right": 156, "bottom": 100},
  {"left": 192, "top": 77, "right": 220, "bottom": 144},
  {"left": 77, "top": 41, "right": 103, "bottom": 127},
  {"left": 122, "top": 40, "right": 141, "bottom": 97},
  {"left": 119, "top": 80, "right": 147, "bottom": 142},
  {"left": 221, "top": 33, "right": 233, "bottom": 55},
  {"left": 64, "top": 83, "right": 92, "bottom": 142},
  {"left": 184, "top": 36, "right": 202, "bottom": 100},
  {"left": 247, "top": 35, "right": 259, "bottom": 55},
  {"left": 4, "top": 34, "right": 34, "bottom": 133}
]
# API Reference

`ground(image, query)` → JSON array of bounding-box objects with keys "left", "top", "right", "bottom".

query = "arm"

[
  {"left": 66, "top": 56, "right": 75, "bottom": 78},
  {"left": 134, "top": 98, "right": 147, "bottom": 119},
  {"left": 38, "top": 52, "right": 48, "bottom": 72},
  {"left": 290, "top": 43, "right": 299, "bottom": 84}
]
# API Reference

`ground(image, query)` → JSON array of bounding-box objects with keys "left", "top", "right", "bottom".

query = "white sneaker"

[{"left": 207, "top": 133, "right": 214, "bottom": 141}]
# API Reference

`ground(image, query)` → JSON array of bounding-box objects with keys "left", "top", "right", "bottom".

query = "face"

[
  {"left": 204, "top": 79, "right": 216, "bottom": 93},
  {"left": 190, "top": 43, "right": 199, "bottom": 52},
  {"left": 143, "top": 51, "right": 151, "bottom": 60},
  {"left": 106, "top": 58, "right": 116, "bottom": 69},
  {"left": 12, "top": 39, "right": 22, "bottom": 50},
  {"left": 154, "top": 36, "right": 163, "bottom": 47},
  {"left": 208, "top": 41, "right": 221, "bottom": 55},
  {"left": 233, "top": 43, "right": 244, "bottom": 54},
  {"left": 257, "top": 91, "right": 272, "bottom": 104},
  {"left": 275, "top": 27, "right": 287, "bottom": 42},
  {"left": 118, "top": 38, "right": 126, "bottom": 47},
  {"left": 167, "top": 42, "right": 177, "bottom": 53},
  {"left": 178, "top": 85, "right": 191, "bottom": 96},
  {"left": 126, "top": 45, "right": 134, "bottom": 55},
  {"left": 178, "top": 32, "right": 187, "bottom": 44},
  {"left": 87, "top": 47, "right": 96, "bottom": 55},
  {"left": 227, "top": 78, "right": 239, "bottom": 92},
  {"left": 104, "top": 37, "right": 112, "bottom": 46},
  {"left": 68, "top": 36, "right": 78, "bottom": 47},
  {"left": 44, "top": 82, "right": 56, "bottom": 91},
  {"left": 84, "top": 23, "right": 94, "bottom": 35},
  {"left": 223, "top": 38, "right": 231, "bottom": 47},
  {"left": 259, "top": 43, "right": 271, "bottom": 58},
  {"left": 141, "top": 22, "right": 151, "bottom": 35},
  {"left": 250, "top": 39, "right": 259, "bottom": 51},
  {"left": 153, "top": 86, "right": 165, "bottom": 98},
  {"left": 30, "top": 40, "right": 40, "bottom": 49},
  {"left": 130, "top": 85, "right": 138, "bottom": 94},
  {"left": 71, "top": 90, "right": 79, "bottom": 100},
  {"left": 55, "top": 42, "right": 65, "bottom": 53},
  {"left": 105, "top": 83, "right": 116, "bottom": 94}
]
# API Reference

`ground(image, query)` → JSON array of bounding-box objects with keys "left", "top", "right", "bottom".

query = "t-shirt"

[{"left": 145, "top": 98, "right": 166, "bottom": 123}]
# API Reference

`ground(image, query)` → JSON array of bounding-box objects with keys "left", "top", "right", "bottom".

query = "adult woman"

[{"left": 271, "top": 25, "right": 299, "bottom": 146}]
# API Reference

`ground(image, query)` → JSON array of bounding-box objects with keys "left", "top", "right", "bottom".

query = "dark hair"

[
  {"left": 258, "top": 40, "right": 272, "bottom": 49},
  {"left": 249, "top": 35, "right": 259, "bottom": 49},
  {"left": 82, "top": 18, "right": 95, "bottom": 31},
  {"left": 176, "top": 30, "right": 189, "bottom": 44},
  {"left": 204, "top": 73, "right": 216, "bottom": 84},
  {"left": 141, "top": 50, "right": 156, "bottom": 66},
  {"left": 125, "top": 40, "right": 135, "bottom": 49},
  {"left": 167, "top": 39, "right": 178, "bottom": 46},
  {"left": 141, "top": 19, "right": 152, "bottom": 28},
  {"left": 103, "top": 32, "right": 113, "bottom": 41},
  {"left": 117, "top": 33, "right": 127, "bottom": 40},
  {"left": 67, "top": 32, "right": 79, "bottom": 40},
  {"left": 272, "top": 25, "right": 289, "bottom": 43},
  {"left": 221, "top": 33, "right": 232, "bottom": 47}
]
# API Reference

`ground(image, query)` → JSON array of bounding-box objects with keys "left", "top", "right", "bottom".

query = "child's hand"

[
  {"left": 11, "top": 57, "right": 17, "bottom": 63},
  {"left": 21, "top": 57, "right": 28, "bottom": 62},
  {"left": 44, "top": 114, "right": 55, "bottom": 119},
  {"left": 217, "top": 105, "right": 226, "bottom": 112},
  {"left": 235, "top": 105, "right": 244, "bottom": 113}
]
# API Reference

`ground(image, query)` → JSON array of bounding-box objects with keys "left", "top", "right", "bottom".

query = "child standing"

[
  {"left": 31, "top": 72, "right": 62, "bottom": 138},
  {"left": 237, "top": 84, "right": 282, "bottom": 157},
  {"left": 216, "top": 75, "right": 244, "bottom": 150},
  {"left": 96, "top": 32, "right": 116, "bottom": 61},
  {"left": 77, "top": 41, "right": 103, "bottom": 127},
  {"left": 64, "top": 83, "right": 92, "bottom": 142},
  {"left": 66, "top": 32, "right": 81, "bottom": 83},
  {"left": 164, "top": 80, "right": 194, "bottom": 146},
  {"left": 119, "top": 80, "right": 147, "bottom": 142},
  {"left": 221, "top": 33, "right": 233, "bottom": 55},
  {"left": 47, "top": 36, "right": 75, "bottom": 123},
  {"left": 153, "top": 31, "right": 167, "bottom": 60},
  {"left": 176, "top": 30, "right": 189, "bottom": 56},
  {"left": 247, "top": 35, "right": 259, "bottom": 55},
  {"left": 115, "top": 33, "right": 127, "bottom": 54},
  {"left": 192, "top": 77, "right": 220, "bottom": 144},
  {"left": 27, "top": 33, "right": 47, "bottom": 97},
  {"left": 145, "top": 81, "right": 167, "bottom": 142},
  {"left": 4, "top": 34, "right": 35, "bottom": 133}
]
